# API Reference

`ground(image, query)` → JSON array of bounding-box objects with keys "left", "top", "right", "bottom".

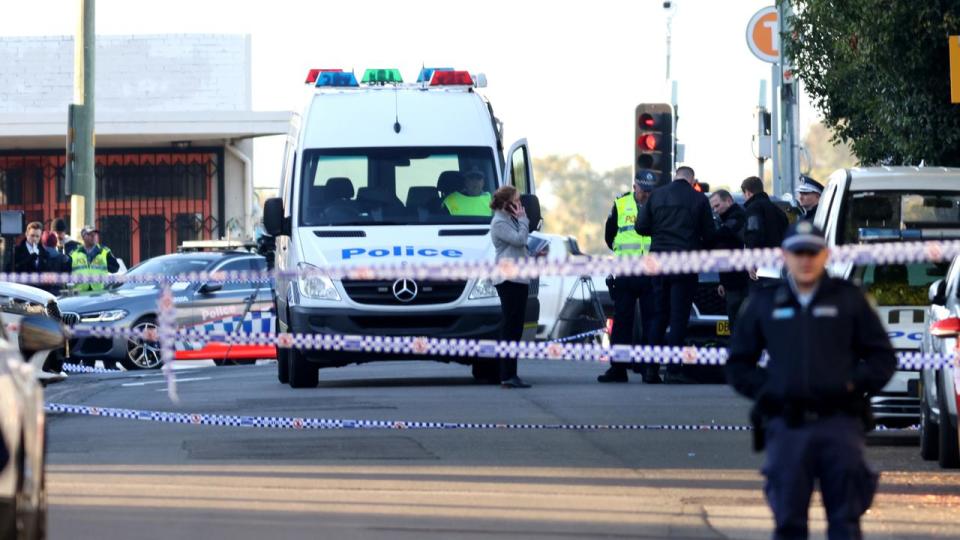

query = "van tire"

[
  {"left": 288, "top": 348, "right": 319, "bottom": 388},
  {"left": 472, "top": 362, "right": 499, "bottom": 384},
  {"left": 920, "top": 394, "right": 939, "bottom": 461},
  {"left": 277, "top": 347, "right": 290, "bottom": 384}
]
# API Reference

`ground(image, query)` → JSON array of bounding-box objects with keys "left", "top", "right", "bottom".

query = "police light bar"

[
  {"left": 362, "top": 68, "right": 403, "bottom": 85},
  {"left": 305, "top": 68, "right": 342, "bottom": 84},
  {"left": 430, "top": 70, "right": 473, "bottom": 86},
  {"left": 417, "top": 67, "right": 453, "bottom": 83},
  {"left": 858, "top": 227, "right": 960, "bottom": 242},
  {"left": 316, "top": 71, "right": 359, "bottom": 88}
]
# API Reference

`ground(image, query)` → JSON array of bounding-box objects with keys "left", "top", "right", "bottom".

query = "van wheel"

[
  {"left": 937, "top": 375, "right": 960, "bottom": 468},
  {"left": 288, "top": 348, "right": 318, "bottom": 388},
  {"left": 277, "top": 347, "right": 290, "bottom": 384},
  {"left": 920, "top": 390, "right": 939, "bottom": 461},
  {"left": 472, "top": 362, "right": 499, "bottom": 384}
]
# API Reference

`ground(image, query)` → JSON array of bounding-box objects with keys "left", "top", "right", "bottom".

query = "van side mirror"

[
  {"left": 18, "top": 315, "right": 65, "bottom": 357},
  {"left": 929, "top": 279, "right": 947, "bottom": 306},
  {"left": 263, "top": 198, "right": 289, "bottom": 237},
  {"left": 520, "top": 194, "right": 543, "bottom": 233},
  {"left": 199, "top": 282, "right": 223, "bottom": 295}
]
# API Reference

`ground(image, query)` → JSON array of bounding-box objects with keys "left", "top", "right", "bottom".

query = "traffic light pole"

[
  {"left": 70, "top": 0, "right": 96, "bottom": 236},
  {"left": 776, "top": 0, "right": 799, "bottom": 198}
]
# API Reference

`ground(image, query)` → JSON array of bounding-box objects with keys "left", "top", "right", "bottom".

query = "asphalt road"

[{"left": 43, "top": 359, "right": 960, "bottom": 539}]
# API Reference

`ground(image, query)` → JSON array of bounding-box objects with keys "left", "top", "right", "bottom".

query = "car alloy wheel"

[{"left": 125, "top": 319, "right": 162, "bottom": 370}]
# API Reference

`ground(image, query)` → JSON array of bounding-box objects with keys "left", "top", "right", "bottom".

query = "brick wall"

[{"left": 0, "top": 34, "right": 251, "bottom": 113}]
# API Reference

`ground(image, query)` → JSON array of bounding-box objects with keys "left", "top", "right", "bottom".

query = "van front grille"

[{"left": 342, "top": 280, "right": 466, "bottom": 306}]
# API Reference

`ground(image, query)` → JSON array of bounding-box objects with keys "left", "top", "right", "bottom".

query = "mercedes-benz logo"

[{"left": 392, "top": 279, "right": 418, "bottom": 302}]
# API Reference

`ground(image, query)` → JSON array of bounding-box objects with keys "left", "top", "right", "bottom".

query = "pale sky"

[{"left": 1, "top": 0, "right": 820, "bottom": 192}]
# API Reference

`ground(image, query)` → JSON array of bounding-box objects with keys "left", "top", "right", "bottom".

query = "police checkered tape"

[
  {"left": 43, "top": 402, "right": 753, "bottom": 431},
  {"left": 2, "top": 239, "right": 960, "bottom": 286},
  {"left": 41, "top": 402, "right": 919, "bottom": 432},
  {"left": 66, "top": 325, "right": 959, "bottom": 371}
]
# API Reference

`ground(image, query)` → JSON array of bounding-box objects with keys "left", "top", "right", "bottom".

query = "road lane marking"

[{"left": 122, "top": 377, "right": 210, "bottom": 387}]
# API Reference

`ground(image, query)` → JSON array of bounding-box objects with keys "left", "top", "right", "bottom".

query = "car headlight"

[
  {"left": 297, "top": 263, "right": 341, "bottom": 301},
  {"left": 469, "top": 278, "right": 498, "bottom": 300},
  {"left": 80, "top": 309, "right": 129, "bottom": 323}
]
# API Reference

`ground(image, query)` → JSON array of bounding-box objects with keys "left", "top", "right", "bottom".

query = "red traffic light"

[
  {"left": 637, "top": 134, "right": 658, "bottom": 151},
  {"left": 639, "top": 113, "right": 655, "bottom": 128}
]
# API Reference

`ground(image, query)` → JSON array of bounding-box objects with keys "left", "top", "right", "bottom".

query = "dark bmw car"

[{"left": 58, "top": 251, "right": 275, "bottom": 370}]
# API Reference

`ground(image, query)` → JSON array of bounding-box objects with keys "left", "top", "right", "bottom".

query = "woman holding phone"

[{"left": 489, "top": 186, "right": 532, "bottom": 388}]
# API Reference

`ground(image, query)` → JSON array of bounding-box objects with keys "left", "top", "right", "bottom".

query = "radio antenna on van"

[{"left": 393, "top": 87, "right": 402, "bottom": 134}]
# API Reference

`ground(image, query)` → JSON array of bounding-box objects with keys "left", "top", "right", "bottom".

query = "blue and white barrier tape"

[
  {"left": 41, "top": 402, "right": 922, "bottom": 432},
  {"left": 4, "top": 239, "right": 960, "bottom": 286},
  {"left": 43, "top": 402, "right": 752, "bottom": 431},
  {"left": 548, "top": 328, "right": 607, "bottom": 344},
  {"left": 67, "top": 326, "right": 958, "bottom": 371}
]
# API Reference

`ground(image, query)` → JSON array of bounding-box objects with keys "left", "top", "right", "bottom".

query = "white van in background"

[
  {"left": 814, "top": 166, "right": 960, "bottom": 427},
  {"left": 264, "top": 68, "right": 542, "bottom": 388}
]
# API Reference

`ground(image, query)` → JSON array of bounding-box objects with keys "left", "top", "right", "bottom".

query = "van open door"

[
  {"left": 505, "top": 138, "right": 541, "bottom": 340},
  {"left": 506, "top": 138, "right": 535, "bottom": 195}
]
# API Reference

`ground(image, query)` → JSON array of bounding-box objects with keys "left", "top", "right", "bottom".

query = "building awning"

[{"left": 0, "top": 110, "right": 292, "bottom": 150}]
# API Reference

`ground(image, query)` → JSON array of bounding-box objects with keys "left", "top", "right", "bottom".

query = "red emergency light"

[
  {"left": 305, "top": 68, "right": 343, "bottom": 84},
  {"left": 430, "top": 70, "right": 474, "bottom": 86},
  {"left": 930, "top": 317, "right": 960, "bottom": 338}
]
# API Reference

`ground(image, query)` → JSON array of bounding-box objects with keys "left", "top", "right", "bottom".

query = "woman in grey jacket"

[{"left": 489, "top": 186, "right": 532, "bottom": 388}]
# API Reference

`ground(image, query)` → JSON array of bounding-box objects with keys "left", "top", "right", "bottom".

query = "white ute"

[
  {"left": 815, "top": 166, "right": 960, "bottom": 427},
  {"left": 263, "top": 68, "right": 543, "bottom": 388}
]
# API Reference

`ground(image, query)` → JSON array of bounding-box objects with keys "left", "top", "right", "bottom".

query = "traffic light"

[{"left": 635, "top": 103, "right": 674, "bottom": 186}]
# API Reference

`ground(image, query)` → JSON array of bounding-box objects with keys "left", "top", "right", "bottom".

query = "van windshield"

[
  {"left": 852, "top": 262, "right": 949, "bottom": 306},
  {"left": 841, "top": 190, "right": 960, "bottom": 244},
  {"left": 299, "top": 147, "right": 499, "bottom": 226}
]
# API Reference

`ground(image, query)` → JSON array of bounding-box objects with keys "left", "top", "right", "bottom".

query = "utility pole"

[
  {"left": 776, "top": 0, "right": 800, "bottom": 197},
  {"left": 70, "top": 0, "right": 96, "bottom": 236}
]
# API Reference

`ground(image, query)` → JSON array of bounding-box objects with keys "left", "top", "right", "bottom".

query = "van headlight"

[
  {"left": 80, "top": 309, "right": 128, "bottom": 323},
  {"left": 298, "top": 263, "right": 341, "bottom": 301},
  {"left": 469, "top": 278, "right": 497, "bottom": 300}
]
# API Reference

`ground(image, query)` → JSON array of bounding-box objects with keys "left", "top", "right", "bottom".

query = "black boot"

[{"left": 597, "top": 366, "right": 628, "bottom": 383}]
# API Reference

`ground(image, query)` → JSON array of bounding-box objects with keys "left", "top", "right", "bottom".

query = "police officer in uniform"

[
  {"left": 796, "top": 175, "right": 824, "bottom": 223},
  {"left": 70, "top": 225, "right": 121, "bottom": 293},
  {"left": 598, "top": 171, "right": 658, "bottom": 383},
  {"left": 726, "top": 221, "right": 896, "bottom": 540}
]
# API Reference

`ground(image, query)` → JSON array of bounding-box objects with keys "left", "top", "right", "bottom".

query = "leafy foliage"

[
  {"left": 533, "top": 155, "right": 630, "bottom": 255},
  {"left": 786, "top": 0, "right": 960, "bottom": 165},
  {"left": 803, "top": 122, "right": 858, "bottom": 183}
]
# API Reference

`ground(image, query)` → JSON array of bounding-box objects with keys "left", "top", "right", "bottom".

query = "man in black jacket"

[
  {"left": 741, "top": 176, "right": 788, "bottom": 287},
  {"left": 709, "top": 190, "right": 749, "bottom": 329},
  {"left": 726, "top": 221, "right": 896, "bottom": 540},
  {"left": 9, "top": 221, "right": 47, "bottom": 274},
  {"left": 636, "top": 166, "right": 715, "bottom": 382}
]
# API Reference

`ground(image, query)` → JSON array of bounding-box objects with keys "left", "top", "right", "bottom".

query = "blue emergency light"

[
  {"left": 417, "top": 67, "right": 453, "bottom": 83},
  {"left": 316, "top": 71, "right": 359, "bottom": 88}
]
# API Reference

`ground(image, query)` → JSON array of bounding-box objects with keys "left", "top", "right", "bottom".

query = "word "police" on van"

[{"left": 341, "top": 246, "right": 464, "bottom": 260}]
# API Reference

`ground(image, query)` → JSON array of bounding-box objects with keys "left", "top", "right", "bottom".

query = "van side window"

[{"left": 511, "top": 147, "right": 529, "bottom": 194}]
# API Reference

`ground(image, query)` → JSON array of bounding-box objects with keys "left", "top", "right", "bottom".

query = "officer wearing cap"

[
  {"left": 70, "top": 225, "right": 120, "bottom": 293},
  {"left": 726, "top": 221, "right": 896, "bottom": 540},
  {"left": 796, "top": 175, "right": 824, "bottom": 222},
  {"left": 598, "top": 171, "right": 659, "bottom": 383}
]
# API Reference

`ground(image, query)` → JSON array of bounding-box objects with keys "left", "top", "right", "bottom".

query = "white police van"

[
  {"left": 263, "top": 68, "right": 542, "bottom": 388},
  {"left": 815, "top": 166, "right": 960, "bottom": 427}
]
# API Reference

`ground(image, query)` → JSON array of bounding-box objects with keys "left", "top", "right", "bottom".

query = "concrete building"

[{"left": 0, "top": 34, "right": 290, "bottom": 265}]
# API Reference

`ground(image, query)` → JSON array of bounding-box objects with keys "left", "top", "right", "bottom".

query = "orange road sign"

[
  {"left": 747, "top": 6, "right": 779, "bottom": 63},
  {"left": 950, "top": 36, "right": 960, "bottom": 103}
]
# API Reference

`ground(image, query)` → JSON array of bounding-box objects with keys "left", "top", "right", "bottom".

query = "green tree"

[
  {"left": 803, "top": 121, "right": 858, "bottom": 183},
  {"left": 786, "top": 0, "right": 960, "bottom": 166},
  {"left": 533, "top": 155, "right": 630, "bottom": 255}
]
